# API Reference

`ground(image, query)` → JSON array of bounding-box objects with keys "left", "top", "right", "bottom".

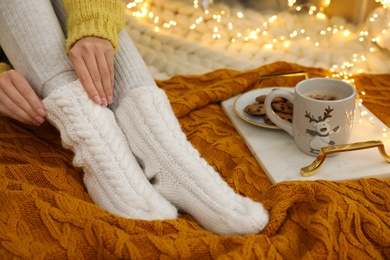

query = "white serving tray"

[{"left": 221, "top": 93, "right": 390, "bottom": 184}]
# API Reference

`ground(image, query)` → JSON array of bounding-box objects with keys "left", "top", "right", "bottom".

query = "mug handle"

[{"left": 264, "top": 89, "right": 294, "bottom": 136}]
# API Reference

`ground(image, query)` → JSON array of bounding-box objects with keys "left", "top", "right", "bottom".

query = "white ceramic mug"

[{"left": 264, "top": 78, "right": 356, "bottom": 156}]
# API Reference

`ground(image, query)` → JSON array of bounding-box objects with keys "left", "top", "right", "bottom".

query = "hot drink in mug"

[
  {"left": 264, "top": 78, "right": 356, "bottom": 156},
  {"left": 305, "top": 91, "right": 341, "bottom": 101}
]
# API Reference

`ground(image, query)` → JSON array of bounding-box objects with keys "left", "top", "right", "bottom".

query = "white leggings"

[{"left": 0, "top": 0, "right": 156, "bottom": 111}]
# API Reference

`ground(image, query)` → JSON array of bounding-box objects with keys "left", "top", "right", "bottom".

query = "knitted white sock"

[
  {"left": 115, "top": 86, "right": 269, "bottom": 235},
  {"left": 43, "top": 80, "right": 177, "bottom": 220}
]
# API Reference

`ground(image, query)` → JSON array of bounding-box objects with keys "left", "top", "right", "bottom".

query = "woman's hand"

[
  {"left": 69, "top": 36, "right": 115, "bottom": 107},
  {"left": 0, "top": 70, "right": 46, "bottom": 125}
]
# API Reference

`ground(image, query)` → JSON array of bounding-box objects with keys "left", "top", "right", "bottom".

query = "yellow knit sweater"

[{"left": 0, "top": 0, "right": 124, "bottom": 75}]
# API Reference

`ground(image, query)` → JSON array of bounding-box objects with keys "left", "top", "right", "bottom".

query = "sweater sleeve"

[
  {"left": 0, "top": 48, "right": 11, "bottom": 75},
  {"left": 0, "top": 63, "right": 11, "bottom": 75},
  {"left": 63, "top": 0, "right": 125, "bottom": 53}
]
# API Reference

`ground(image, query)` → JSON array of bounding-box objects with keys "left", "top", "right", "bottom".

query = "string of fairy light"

[
  {"left": 126, "top": 0, "right": 389, "bottom": 139},
  {"left": 376, "top": 0, "right": 390, "bottom": 8}
]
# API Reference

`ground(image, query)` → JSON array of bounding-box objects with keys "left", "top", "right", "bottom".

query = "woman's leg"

[
  {"left": 108, "top": 30, "right": 157, "bottom": 111},
  {"left": 0, "top": 0, "right": 75, "bottom": 98},
  {"left": 0, "top": 0, "right": 177, "bottom": 220},
  {"left": 112, "top": 32, "right": 269, "bottom": 235}
]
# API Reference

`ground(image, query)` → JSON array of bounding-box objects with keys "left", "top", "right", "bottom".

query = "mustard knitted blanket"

[{"left": 1, "top": 62, "right": 390, "bottom": 259}]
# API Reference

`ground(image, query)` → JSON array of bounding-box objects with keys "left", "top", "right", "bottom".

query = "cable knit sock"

[
  {"left": 115, "top": 86, "right": 269, "bottom": 235},
  {"left": 42, "top": 80, "right": 177, "bottom": 220}
]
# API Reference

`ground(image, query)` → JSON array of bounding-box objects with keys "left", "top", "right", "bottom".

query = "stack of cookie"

[{"left": 244, "top": 94, "right": 293, "bottom": 125}]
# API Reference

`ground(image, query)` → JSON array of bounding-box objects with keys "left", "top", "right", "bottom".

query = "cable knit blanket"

[
  {"left": 124, "top": 0, "right": 390, "bottom": 80},
  {"left": 1, "top": 62, "right": 390, "bottom": 259}
]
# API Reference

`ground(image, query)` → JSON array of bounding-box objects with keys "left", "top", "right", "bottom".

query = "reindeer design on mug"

[{"left": 304, "top": 106, "right": 340, "bottom": 154}]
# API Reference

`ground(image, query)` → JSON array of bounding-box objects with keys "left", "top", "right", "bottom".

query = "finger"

[
  {"left": 0, "top": 88, "right": 43, "bottom": 125},
  {"left": 0, "top": 71, "right": 45, "bottom": 124},
  {"left": 96, "top": 51, "right": 113, "bottom": 106},
  {"left": 70, "top": 53, "right": 102, "bottom": 105},
  {"left": 10, "top": 72, "right": 46, "bottom": 118},
  {"left": 105, "top": 51, "right": 115, "bottom": 104},
  {"left": 83, "top": 53, "right": 107, "bottom": 105}
]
